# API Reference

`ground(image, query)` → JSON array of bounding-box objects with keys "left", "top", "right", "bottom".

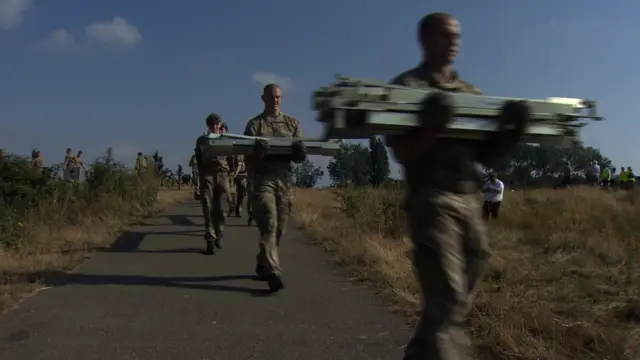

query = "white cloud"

[
  {"left": 0, "top": 0, "right": 33, "bottom": 30},
  {"left": 85, "top": 16, "right": 142, "bottom": 47},
  {"left": 42, "top": 29, "right": 75, "bottom": 52},
  {"left": 252, "top": 71, "right": 294, "bottom": 90}
]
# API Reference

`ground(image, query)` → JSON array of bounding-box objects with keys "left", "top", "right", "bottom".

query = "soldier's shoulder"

[
  {"left": 388, "top": 67, "right": 419, "bottom": 86},
  {"left": 245, "top": 113, "right": 264, "bottom": 124},
  {"left": 280, "top": 112, "right": 300, "bottom": 124},
  {"left": 457, "top": 78, "right": 483, "bottom": 95}
]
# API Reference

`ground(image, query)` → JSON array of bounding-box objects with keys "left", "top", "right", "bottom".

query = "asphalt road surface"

[{"left": 0, "top": 200, "right": 412, "bottom": 360}]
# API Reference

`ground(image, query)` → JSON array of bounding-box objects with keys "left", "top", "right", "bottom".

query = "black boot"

[
  {"left": 254, "top": 264, "right": 268, "bottom": 281},
  {"left": 214, "top": 234, "right": 224, "bottom": 249},
  {"left": 205, "top": 240, "right": 215, "bottom": 255},
  {"left": 267, "top": 273, "right": 285, "bottom": 293}
]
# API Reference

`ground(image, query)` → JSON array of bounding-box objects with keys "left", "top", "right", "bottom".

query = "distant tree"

[
  {"left": 292, "top": 159, "right": 324, "bottom": 188},
  {"left": 368, "top": 136, "right": 390, "bottom": 187},
  {"left": 327, "top": 143, "right": 369, "bottom": 187},
  {"left": 486, "top": 142, "right": 613, "bottom": 187}
]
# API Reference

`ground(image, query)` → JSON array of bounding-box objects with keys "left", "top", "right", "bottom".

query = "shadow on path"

[{"left": 10, "top": 270, "right": 274, "bottom": 297}]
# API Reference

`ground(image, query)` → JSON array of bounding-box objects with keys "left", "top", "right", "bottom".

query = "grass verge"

[
  {"left": 0, "top": 151, "right": 191, "bottom": 313},
  {"left": 294, "top": 186, "right": 640, "bottom": 360}
]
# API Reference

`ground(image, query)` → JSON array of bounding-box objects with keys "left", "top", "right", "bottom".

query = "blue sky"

[{"left": 1, "top": 0, "right": 638, "bottom": 184}]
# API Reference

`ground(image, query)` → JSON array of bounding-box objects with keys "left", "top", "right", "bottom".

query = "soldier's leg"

[
  {"left": 193, "top": 167, "right": 200, "bottom": 199},
  {"left": 211, "top": 172, "right": 230, "bottom": 249},
  {"left": 464, "top": 195, "right": 491, "bottom": 295},
  {"left": 274, "top": 178, "right": 292, "bottom": 247},
  {"left": 235, "top": 179, "right": 246, "bottom": 216},
  {"left": 199, "top": 175, "right": 216, "bottom": 254},
  {"left": 402, "top": 193, "right": 479, "bottom": 360},
  {"left": 247, "top": 180, "right": 254, "bottom": 225},
  {"left": 252, "top": 179, "right": 284, "bottom": 291}
]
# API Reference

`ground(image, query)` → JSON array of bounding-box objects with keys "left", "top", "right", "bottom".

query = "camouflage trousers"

[
  {"left": 402, "top": 188, "right": 490, "bottom": 360},
  {"left": 228, "top": 176, "right": 236, "bottom": 212},
  {"left": 199, "top": 172, "right": 230, "bottom": 242},
  {"left": 234, "top": 176, "right": 248, "bottom": 213},
  {"left": 250, "top": 171, "right": 293, "bottom": 276},
  {"left": 192, "top": 166, "right": 200, "bottom": 199}
]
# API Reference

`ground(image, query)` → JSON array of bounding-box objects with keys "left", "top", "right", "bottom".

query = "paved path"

[{"left": 0, "top": 200, "right": 411, "bottom": 360}]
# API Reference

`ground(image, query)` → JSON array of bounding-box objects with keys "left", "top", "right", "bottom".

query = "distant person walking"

[
  {"left": 31, "top": 149, "right": 44, "bottom": 174},
  {"left": 610, "top": 167, "right": 619, "bottom": 189},
  {"left": 601, "top": 166, "right": 611, "bottom": 189},
  {"left": 588, "top": 160, "right": 600, "bottom": 187},
  {"left": 619, "top": 167, "right": 628, "bottom": 189},
  {"left": 72, "top": 151, "right": 86, "bottom": 181},
  {"left": 135, "top": 152, "right": 147, "bottom": 174},
  {"left": 561, "top": 162, "right": 572, "bottom": 188},
  {"left": 482, "top": 173, "right": 504, "bottom": 221},
  {"left": 625, "top": 167, "right": 636, "bottom": 190},
  {"left": 63, "top": 148, "right": 75, "bottom": 181}
]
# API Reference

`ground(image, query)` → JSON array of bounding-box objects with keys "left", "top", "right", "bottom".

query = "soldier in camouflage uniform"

[
  {"left": 232, "top": 154, "right": 247, "bottom": 217},
  {"left": 246, "top": 168, "right": 254, "bottom": 226},
  {"left": 188, "top": 152, "right": 200, "bottom": 199},
  {"left": 386, "top": 13, "right": 529, "bottom": 359},
  {"left": 219, "top": 123, "right": 237, "bottom": 215},
  {"left": 195, "top": 113, "right": 231, "bottom": 255},
  {"left": 243, "top": 83, "right": 307, "bottom": 292}
]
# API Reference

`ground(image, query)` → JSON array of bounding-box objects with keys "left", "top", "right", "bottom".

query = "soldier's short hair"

[
  {"left": 262, "top": 83, "right": 281, "bottom": 95},
  {"left": 418, "top": 12, "right": 453, "bottom": 38},
  {"left": 205, "top": 113, "right": 222, "bottom": 126},
  {"left": 221, "top": 122, "right": 229, "bottom": 131}
]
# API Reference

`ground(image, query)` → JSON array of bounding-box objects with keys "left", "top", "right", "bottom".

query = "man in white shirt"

[
  {"left": 588, "top": 160, "right": 601, "bottom": 187},
  {"left": 482, "top": 173, "right": 504, "bottom": 221}
]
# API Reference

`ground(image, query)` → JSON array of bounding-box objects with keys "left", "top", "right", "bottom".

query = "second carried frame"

[{"left": 312, "top": 75, "right": 605, "bottom": 146}]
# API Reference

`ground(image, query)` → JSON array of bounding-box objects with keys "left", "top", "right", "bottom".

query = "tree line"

[{"left": 292, "top": 137, "right": 614, "bottom": 189}]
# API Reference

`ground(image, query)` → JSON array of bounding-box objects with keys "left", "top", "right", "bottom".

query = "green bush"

[
  {"left": 335, "top": 184, "right": 406, "bottom": 240},
  {"left": 0, "top": 148, "right": 159, "bottom": 250}
]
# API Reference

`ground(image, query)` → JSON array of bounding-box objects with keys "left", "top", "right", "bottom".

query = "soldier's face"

[
  {"left": 208, "top": 122, "right": 221, "bottom": 133},
  {"left": 262, "top": 87, "right": 282, "bottom": 113},
  {"left": 422, "top": 18, "right": 461, "bottom": 65}
]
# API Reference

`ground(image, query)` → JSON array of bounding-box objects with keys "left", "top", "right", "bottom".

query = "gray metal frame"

[{"left": 312, "top": 75, "right": 604, "bottom": 145}]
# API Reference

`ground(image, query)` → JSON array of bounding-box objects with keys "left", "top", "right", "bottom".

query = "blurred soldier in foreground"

[
  {"left": 195, "top": 113, "right": 231, "bottom": 255},
  {"left": 243, "top": 83, "right": 307, "bottom": 292},
  {"left": 385, "top": 12, "right": 529, "bottom": 359}
]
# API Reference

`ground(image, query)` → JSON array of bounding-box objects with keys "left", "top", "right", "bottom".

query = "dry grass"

[
  {"left": 294, "top": 186, "right": 640, "bottom": 360},
  {"left": 0, "top": 187, "right": 191, "bottom": 313}
]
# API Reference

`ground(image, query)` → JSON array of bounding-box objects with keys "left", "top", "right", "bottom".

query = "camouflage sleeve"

[
  {"left": 461, "top": 80, "right": 484, "bottom": 95},
  {"left": 243, "top": 119, "right": 256, "bottom": 137},
  {"left": 292, "top": 118, "right": 302, "bottom": 138},
  {"left": 194, "top": 136, "right": 203, "bottom": 167},
  {"left": 389, "top": 74, "right": 408, "bottom": 86}
]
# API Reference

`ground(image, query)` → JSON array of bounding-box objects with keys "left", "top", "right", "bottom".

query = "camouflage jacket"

[
  {"left": 195, "top": 132, "right": 229, "bottom": 174},
  {"left": 243, "top": 112, "right": 302, "bottom": 175}
]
